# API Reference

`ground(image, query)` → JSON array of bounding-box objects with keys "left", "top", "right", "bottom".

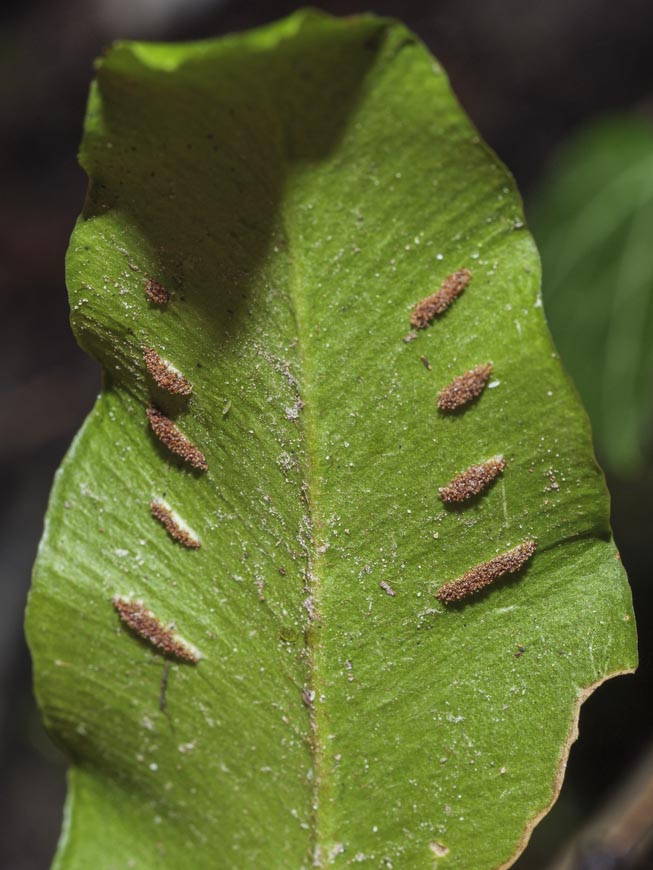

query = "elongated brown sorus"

[
  {"left": 145, "top": 278, "right": 170, "bottom": 305},
  {"left": 146, "top": 406, "right": 208, "bottom": 471},
  {"left": 143, "top": 347, "right": 192, "bottom": 396},
  {"left": 439, "top": 456, "right": 506, "bottom": 503},
  {"left": 113, "top": 596, "right": 200, "bottom": 662},
  {"left": 410, "top": 268, "right": 472, "bottom": 328},
  {"left": 150, "top": 500, "right": 201, "bottom": 549},
  {"left": 437, "top": 363, "right": 493, "bottom": 412},
  {"left": 436, "top": 540, "right": 537, "bottom": 604}
]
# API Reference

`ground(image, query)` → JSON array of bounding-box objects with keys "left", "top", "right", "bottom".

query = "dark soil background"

[{"left": 2, "top": 1, "right": 652, "bottom": 868}]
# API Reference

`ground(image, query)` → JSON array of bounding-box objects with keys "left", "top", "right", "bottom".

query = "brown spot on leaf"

[
  {"left": 430, "top": 841, "right": 450, "bottom": 858},
  {"left": 145, "top": 278, "right": 170, "bottom": 305},
  {"left": 439, "top": 456, "right": 506, "bottom": 503},
  {"left": 150, "top": 500, "right": 200, "bottom": 549},
  {"left": 113, "top": 596, "right": 200, "bottom": 663},
  {"left": 146, "top": 406, "right": 207, "bottom": 471},
  {"left": 143, "top": 347, "right": 192, "bottom": 396},
  {"left": 437, "top": 363, "right": 493, "bottom": 412},
  {"left": 410, "top": 268, "right": 472, "bottom": 328},
  {"left": 436, "top": 540, "right": 537, "bottom": 604}
]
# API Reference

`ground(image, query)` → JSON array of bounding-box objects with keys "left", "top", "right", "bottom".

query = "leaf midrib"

[{"left": 281, "top": 190, "right": 327, "bottom": 862}]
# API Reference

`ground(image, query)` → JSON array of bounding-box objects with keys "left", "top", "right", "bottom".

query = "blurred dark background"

[{"left": 2, "top": 1, "right": 653, "bottom": 868}]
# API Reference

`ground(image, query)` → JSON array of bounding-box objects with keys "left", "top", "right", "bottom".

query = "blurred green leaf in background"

[{"left": 531, "top": 118, "right": 653, "bottom": 476}]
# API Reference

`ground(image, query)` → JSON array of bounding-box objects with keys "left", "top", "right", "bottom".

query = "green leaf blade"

[{"left": 28, "top": 12, "right": 636, "bottom": 869}]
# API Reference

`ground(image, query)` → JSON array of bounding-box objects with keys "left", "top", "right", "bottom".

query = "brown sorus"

[
  {"left": 437, "top": 363, "right": 493, "bottom": 412},
  {"left": 439, "top": 456, "right": 506, "bottom": 503},
  {"left": 146, "top": 406, "right": 208, "bottom": 471},
  {"left": 410, "top": 268, "right": 472, "bottom": 328},
  {"left": 143, "top": 347, "right": 192, "bottom": 396},
  {"left": 113, "top": 596, "right": 200, "bottom": 663},
  {"left": 145, "top": 278, "right": 170, "bottom": 305},
  {"left": 420, "top": 355, "right": 432, "bottom": 370},
  {"left": 150, "top": 500, "right": 201, "bottom": 549},
  {"left": 436, "top": 539, "right": 537, "bottom": 604}
]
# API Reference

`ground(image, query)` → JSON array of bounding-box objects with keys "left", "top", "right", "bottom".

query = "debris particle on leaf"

[
  {"left": 380, "top": 580, "right": 396, "bottom": 596},
  {"left": 146, "top": 406, "right": 208, "bottom": 471},
  {"left": 113, "top": 596, "right": 200, "bottom": 663},
  {"left": 436, "top": 540, "right": 537, "bottom": 603},
  {"left": 545, "top": 468, "right": 561, "bottom": 492},
  {"left": 143, "top": 347, "right": 192, "bottom": 396},
  {"left": 159, "top": 662, "right": 171, "bottom": 711},
  {"left": 430, "top": 841, "right": 450, "bottom": 858},
  {"left": 439, "top": 456, "right": 506, "bottom": 503},
  {"left": 437, "top": 363, "right": 493, "bottom": 412},
  {"left": 410, "top": 268, "right": 472, "bottom": 328},
  {"left": 150, "top": 500, "right": 201, "bottom": 548},
  {"left": 145, "top": 278, "right": 170, "bottom": 305}
]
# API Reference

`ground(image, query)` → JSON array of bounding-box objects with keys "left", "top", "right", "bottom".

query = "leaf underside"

[{"left": 27, "top": 11, "right": 636, "bottom": 870}]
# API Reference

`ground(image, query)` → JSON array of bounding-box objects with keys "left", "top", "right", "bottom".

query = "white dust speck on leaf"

[{"left": 430, "top": 841, "right": 449, "bottom": 858}]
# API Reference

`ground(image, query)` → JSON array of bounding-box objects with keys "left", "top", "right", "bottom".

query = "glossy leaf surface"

[{"left": 27, "top": 12, "right": 636, "bottom": 869}]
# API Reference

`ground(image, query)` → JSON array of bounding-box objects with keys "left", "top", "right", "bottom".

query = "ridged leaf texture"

[{"left": 27, "top": 11, "right": 636, "bottom": 869}]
